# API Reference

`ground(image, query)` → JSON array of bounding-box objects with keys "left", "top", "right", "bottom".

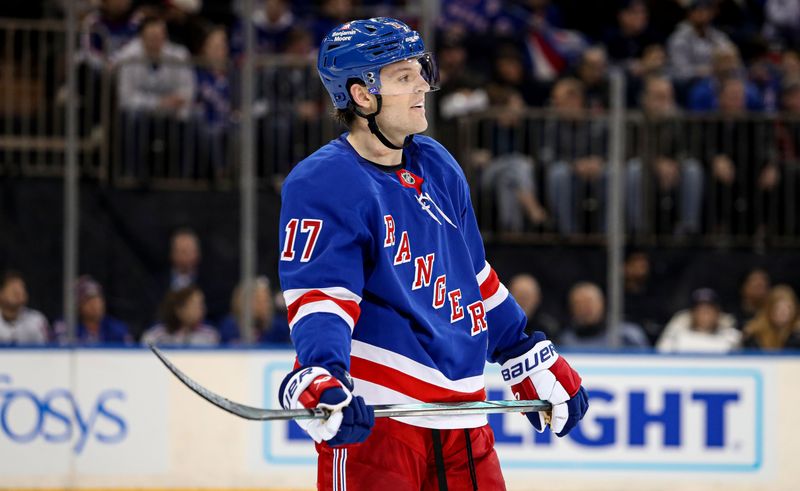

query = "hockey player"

[{"left": 278, "top": 17, "right": 589, "bottom": 490}]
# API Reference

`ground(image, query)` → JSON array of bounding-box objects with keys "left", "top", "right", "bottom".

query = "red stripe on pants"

[{"left": 315, "top": 418, "right": 506, "bottom": 490}]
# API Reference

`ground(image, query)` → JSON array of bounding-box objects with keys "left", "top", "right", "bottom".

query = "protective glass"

[{"left": 363, "top": 53, "right": 440, "bottom": 97}]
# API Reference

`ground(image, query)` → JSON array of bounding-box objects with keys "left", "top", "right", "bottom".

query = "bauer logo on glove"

[
  {"left": 496, "top": 332, "right": 589, "bottom": 437},
  {"left": 500, "top": 343, "right": 558, "bottom": 382}
]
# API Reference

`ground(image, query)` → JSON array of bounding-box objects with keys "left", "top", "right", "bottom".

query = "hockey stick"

[{"left": 151, "top": 345, "right": 552, "bottom": 421}]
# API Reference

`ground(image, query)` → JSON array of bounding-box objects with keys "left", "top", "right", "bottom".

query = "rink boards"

[{"left": 0, "top": 348, "right": 797, "bottom": 491}]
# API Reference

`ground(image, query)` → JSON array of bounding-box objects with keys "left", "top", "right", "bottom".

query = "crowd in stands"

[
  {"left": 0, "top": 226, "right": 292, "bottom": 348},
  {"left": 3, "top": 1, "right": 800, "bottom": 349},
  {"left": 511, "top": 250, "right": 800, "bottom": 352},
  {"left": 3, "top": 236, "right": 800, "bottom": 350},
  {"left": 39, "top": 0, "right": 797, "bottom": 238}
]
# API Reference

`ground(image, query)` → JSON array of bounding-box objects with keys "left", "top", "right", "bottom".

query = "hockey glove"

[
  {"left": 279, "top": 365, "right": 374, "bottom": 446},
  {"left": 497, "top": 332, "right": 588, "bottom": 437}
]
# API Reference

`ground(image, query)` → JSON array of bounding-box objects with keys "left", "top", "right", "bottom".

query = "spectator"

[
  {"left": 491, "top": 44, "right": 544, "bottom": 107},
  {"left": 712, "top": 0, "right": 765, "bottom": 53},
  {"left": 161, "top": 0, "right": 207, "bottom": 54},
  {"left": 704, "top": 77, "right": 778, "bottom": 236},
  {"left": 763, "top": 0, "right": 800, "bottom": 49},
  {"left": 194, "top": 26, "right": 233, "bottom": 178},
  {"left": 230, "top": 0, "right": 295, "bottom": 57},
  {"left": 115, "top": 16, "right": 196, "bottom": 177},
  {"left": 79, "top": 0, "right": 143, "bottom": 69},
  {"left": 638, "top": 44, "right": 669, "bottom": 79},
  {"left": 625, "top": 42, "right": 670, "bottom": 105},
  {"left": 168, "top": 227, "right": 201, "bottom": 291},
  {"left": 218, "top": 276, "right": 290, "bottom": 345},
  {"left": 733, "top": 268, "right": 771, "bottom": 328},
  {"left": 604, "top": 0, "right": 658, "bottom": 72},
  {"left": 142, "top": 285, "right": 219, "bottom": 346},
  {"left": 509, "top": 274, "right": 559, "bottom": 339},
  {"left": 575, "top": 46, "right": 611, "bottom": 111},
  {"left": 0, "top": 271, "right": 49, "bottom": 345},
  {"left": 477, "top": 85, "right": 548, "bottom": 232},
  {"left": 666, "top": 0, "right": 734, "bottom": 87},
  {"left": 257, "top": 26, "right": 323, "bottom": 178},
  {"left": 687, "top": 45, "right": 763, "bottom": 112},
  {"left": 743, "top": 285, "right": 800, "bottom": 349},
  {"left": 657, "top": 287, "right": 740, "bottom": 353},
  {"left": 626, "top": 75, "right": 703, "bottom": 235},
  {"left": 782, "top": 77, "right": 800, "bottom": 113},
  {"left": 747, "top": 46, "right": 782, "bottom": 113},
  {"left": 436, "top": 34, "right": 488, "bottom": 121},
  {"left": 158, "top": 227, "right": 228, "bottom": 324},
  {"left": 622, "top": 248, "right": 669, "bottom": 342},
  {"left": 116, "top": 16, "right": 195, "bottom": 119},
  {"left": 559, "top": 282, "right": 649, "bottom": 348},
  {"left": 769, "top": 78, "right": 800, "bottom": 236},
  {"left": 520, "top": 0, "right": 587, "bottom": 83},
  {"left": 437, "top": 0, "right": 544, "bottom": 37},
  {"left": 781, "top": 49, "right": 800, "bottom": 83},
  {"left": 541, "top": 78, "right": 609, "bottom": 235},
  {"left": 53, "top": 275, "right": 131, "bottom": 345}
]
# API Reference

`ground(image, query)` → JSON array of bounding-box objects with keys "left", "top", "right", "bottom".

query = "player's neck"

[{"left": 347, "top": 129, "right": 404, "bottom": 167}]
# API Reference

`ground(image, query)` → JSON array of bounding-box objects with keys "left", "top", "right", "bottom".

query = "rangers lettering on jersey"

[
  {"left": 411, "top": 254, "right": 435, "bottom": 290},
  {"left": 279, "top": 134, "right": 527, "bottom": 429},
  {"left": 433, "top": 275, "right": 447, "bottom": 309},
  {"left": 384, "top": 215, "right": 396, "bottom": 247},
  {"left": 393, "top": 231, "right": 412, "bottom": 265},
  {"left": 449, "top": 289, "right": 464, "bottom": 322},
  {"left": 467, "top": 301, "right": 488, "bottom": 336}
]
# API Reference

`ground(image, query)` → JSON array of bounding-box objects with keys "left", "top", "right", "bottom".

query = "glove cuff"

[{"left": 495, "top": 331, "right": 548, "bottom": 365}]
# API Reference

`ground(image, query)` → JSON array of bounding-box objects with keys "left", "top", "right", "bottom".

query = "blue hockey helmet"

[{"left": 317, "top": 17, "right": 439, "bottom": 109}]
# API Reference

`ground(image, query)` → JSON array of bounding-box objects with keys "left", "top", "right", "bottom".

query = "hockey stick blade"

[{"left": 150, "top": 345, "right": 551, "bottom": 421}]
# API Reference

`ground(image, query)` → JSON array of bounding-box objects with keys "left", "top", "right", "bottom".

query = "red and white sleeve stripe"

[
  {"left": 283, "top": 287, "right": 362, "bottom": 332},
  {"left": 476, "top": 261, "right": 509, "bottom": 311}
]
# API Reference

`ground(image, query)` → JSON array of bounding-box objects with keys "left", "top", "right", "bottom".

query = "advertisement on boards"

[{"left": 0, "top": 350, "right": 168, "bottom": 477}]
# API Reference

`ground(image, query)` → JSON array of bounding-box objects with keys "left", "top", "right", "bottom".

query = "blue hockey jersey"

[{"left": 278, "top": 133, "right": 528, "bottom": 429}]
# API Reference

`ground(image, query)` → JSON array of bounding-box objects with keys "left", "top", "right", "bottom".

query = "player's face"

[{"left": 376, "top": 59, "right": 430, "bottom": 137}]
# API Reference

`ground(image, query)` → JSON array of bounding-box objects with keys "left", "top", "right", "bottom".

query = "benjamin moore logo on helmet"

[{"left": 333, "top": 30, "right": 356, "bottom": 38}]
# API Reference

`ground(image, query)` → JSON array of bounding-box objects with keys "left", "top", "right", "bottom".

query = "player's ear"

[{"left": 349, "top": 82, "right": 375, "bottom": 112}]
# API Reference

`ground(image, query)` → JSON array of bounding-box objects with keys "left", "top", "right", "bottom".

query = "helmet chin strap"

[{"left": 351, "top": 95, "right": 413, "bottom": 150}]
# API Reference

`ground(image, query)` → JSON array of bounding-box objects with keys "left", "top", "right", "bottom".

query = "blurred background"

[
  {"left": 1, "top": 1, "right": 800, "bottom": 489},
  {"left": 3, "top": 0, "right": 800, "bottom": 352}
]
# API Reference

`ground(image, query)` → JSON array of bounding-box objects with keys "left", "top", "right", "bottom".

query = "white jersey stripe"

[
  {"left": 483, "top": 283, "right": 509, "bottom": 312},
  {"left": 476, "top": 261, "right": 491, "bottom": 285},
  {"left": 350, "top": 340, "right": 484, "bottom": 393},
  {"left": 289, "top": 301, "right": 355, "bottom": 331},
  {"left": 283, "top": 286, "right": 362, "bottom": 307}
]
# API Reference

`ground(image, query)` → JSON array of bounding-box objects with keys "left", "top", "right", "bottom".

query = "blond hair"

[{"left": 743, "top": 285, "right": 800, "bottom": 349}]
